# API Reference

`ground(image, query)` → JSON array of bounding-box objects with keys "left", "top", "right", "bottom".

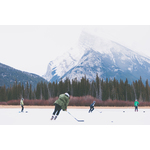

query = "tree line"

[{"left": 0, "top": 74, "right": 150, "bottom": 102}]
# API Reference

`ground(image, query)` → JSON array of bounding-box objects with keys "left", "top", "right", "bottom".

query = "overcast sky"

[
  {"left": 0, "top": 25, "right": 150, "bottom": 76},
  {"left": 0, "top": 1, "right": 150, "bottom": 77}
]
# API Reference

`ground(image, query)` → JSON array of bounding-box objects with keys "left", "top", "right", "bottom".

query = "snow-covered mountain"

[
  {"left": 0, "top": 63, "right": 47, "bottom": 88},
  {"left": 43, "top": 31, "right": 150, "bottom": 84}
]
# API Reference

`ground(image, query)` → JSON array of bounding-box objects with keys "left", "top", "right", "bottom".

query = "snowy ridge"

[
  {"left": 43, "top": 31, "right": 150, "bottom": 83},
  {"left": 0, "top": 62, "right": 47, "bottom": 89}
]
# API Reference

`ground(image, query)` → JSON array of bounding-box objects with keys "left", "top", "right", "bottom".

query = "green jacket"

[
  {"left": 134, "top": 101, "right": 139, "bottom": 107},
  {"left": 54, "top": 94, "right": 70, "bottom": 111},
  {"left": 20, "top": 99, "right": 24, "bottom": 106}
]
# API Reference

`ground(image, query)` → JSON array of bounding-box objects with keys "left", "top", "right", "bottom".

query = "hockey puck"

[
  {"left": 123, "top": 111, "right": 125, "bottom": 113},
  {"left": 111, "top": 121, "right": 113, "bottom": 123},
  {"left": 143, "top": 111, "right": 145, "bottom": 113}
]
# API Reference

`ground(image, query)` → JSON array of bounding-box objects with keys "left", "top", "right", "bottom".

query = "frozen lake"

[
  {"left": 1, "top": 107, "right": 150, "bottom": 150},
  {"left": 0, "top": 107, "right": 150, "bottom": 125}
]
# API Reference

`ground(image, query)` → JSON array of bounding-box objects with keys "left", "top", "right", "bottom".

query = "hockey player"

[
  {"left": 88, "top": 101, "right": 96, "bottom": 113},
  {"left": 51, "top": 91, "right": 70, "bottom": 120},
  {"left": 20, "top": 98, "right": 24, "bottom": 112},
  {"left": 134, "top": 99, "right": 139, "bottom": 112}
]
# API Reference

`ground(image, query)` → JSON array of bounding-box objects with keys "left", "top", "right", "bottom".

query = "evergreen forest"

[{"left": 0, "top": 74, "right": 150, "bottom": 103}]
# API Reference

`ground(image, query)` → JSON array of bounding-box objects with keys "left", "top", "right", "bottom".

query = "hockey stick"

[
  {"left": 95, "top": 110, "right": 102, "bottom": 113},
  {"left": 19, "top": 110, "right": 28, "bottom": 113},
  {"left": 67, "top": 111, "right": 84, "bottom": 122}
]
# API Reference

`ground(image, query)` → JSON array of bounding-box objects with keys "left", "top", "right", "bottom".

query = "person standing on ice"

[
  {"left": 51, "top": 91, "right": 70, "bottom": 120},
  {"left": 20, "top": 98, "right": 24, "bottom": 112},
  {"left": 134, "top": 99, "right": 139, "bottom": 112},
  {"left": 88, "top": 101, "right": 96, "bottom": 113}
]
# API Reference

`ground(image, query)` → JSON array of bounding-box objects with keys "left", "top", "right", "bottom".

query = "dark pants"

[
  {"left": 53, "top": 104, "right": 62, "bottom": 116},
  {"left": 89, "top": 107, "right": 94, "bottom": 113},
  {"left": 21, "top": 105, "right": 24, "bottom": 112},
  {"left": 135, "top": 106, "right": 138, "bottom": 112}
]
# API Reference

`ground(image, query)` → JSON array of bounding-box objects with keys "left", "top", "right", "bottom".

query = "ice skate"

[
  {"left": 54, "top": 115, "right": 57, "bottom": 120},
  {"left": 50, "top": 115, "right": 54, "bottom": 120}
]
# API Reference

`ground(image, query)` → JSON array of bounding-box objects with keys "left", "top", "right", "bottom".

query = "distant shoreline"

[{"left": 0, "top": 105, "right": 150, "bottom": 109}]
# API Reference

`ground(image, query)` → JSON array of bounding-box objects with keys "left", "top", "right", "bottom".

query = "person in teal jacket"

[
  {"left": 51, "top": 91, "right": 70, "bottom": 120},
  {"left": 134, "top": 99, "right": 139, "bottom": 112},
  {"left": 20, "top": 98, "right": 24, "bottom": 112}
]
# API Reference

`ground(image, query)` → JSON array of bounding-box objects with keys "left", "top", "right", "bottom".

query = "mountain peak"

[{"left": 43, "top": 30, "right": 150, "bottom": 84}]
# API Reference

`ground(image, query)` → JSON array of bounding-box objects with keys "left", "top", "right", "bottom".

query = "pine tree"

[
  {"left": 29, "top": 84, "right": 32, "bottom": 100},
  {"left": 43, "top": 82, "right": 48, "bottom": 100},
  {"left": 36, "top": 83, "right": 41, "bottom": 99},
  {"left": 98, "top": 78, "right": 102, "bottom": 100},
  {"left": 125, "top": 78, "right": 128, "bottom": 101},
  {"left": 146, "top": 79, "right": 150, "bottom": 101},
  {"left": 132, "top": 81, "right": 137, "bottom": 100},
  {"left": 17, "top": 82, "right": 22, "bottom": 99},
  {"left": 25, "top": 81, "right": 29, "bottom": 99},
  {"left": 0, "top": 85, "right": 7, "bottom": 101},
  {"left": 22, "top": 83, "right": 25, "bottom": 98}
]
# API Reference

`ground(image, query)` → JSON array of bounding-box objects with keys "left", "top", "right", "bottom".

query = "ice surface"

[{"left": 0, "top": 108, "right": 150, "bottom": 125}]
